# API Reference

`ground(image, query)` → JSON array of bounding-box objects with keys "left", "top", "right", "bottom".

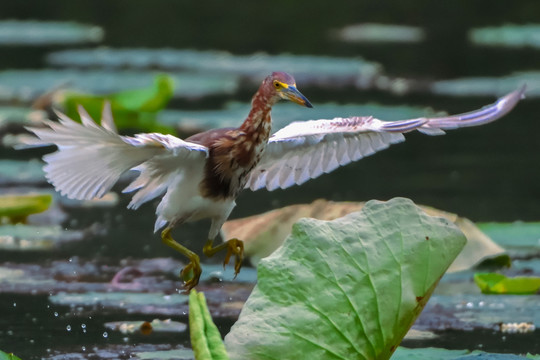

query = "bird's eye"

[{"left": 273, "top": 81, "right": 281, "bottom": 89}]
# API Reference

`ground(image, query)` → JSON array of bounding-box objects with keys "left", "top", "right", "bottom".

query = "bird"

[{"left": 23, "top": 71, "right": 525, "bottom": 290}]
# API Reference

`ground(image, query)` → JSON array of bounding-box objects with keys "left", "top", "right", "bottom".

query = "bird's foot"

[
  {"left": 203, "top": 238, "right": 244, "bottom": 279},
  {"left": 180, "top": 257, "right": 202, "bottom": 291},
  {"left": 223, "top": 238, "right": 244, "bottom": 278},
  {"left": 161, "top": 227, "right": 202, "bottom": 292}
]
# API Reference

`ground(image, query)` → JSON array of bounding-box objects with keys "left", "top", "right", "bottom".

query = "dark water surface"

[{"left": 1, "top": 1, "right": 539, "bottom": 359}]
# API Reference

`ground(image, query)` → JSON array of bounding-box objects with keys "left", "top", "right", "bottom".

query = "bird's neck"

[{"left": 240, "top": 87, "right": 276, "bottom": 136}]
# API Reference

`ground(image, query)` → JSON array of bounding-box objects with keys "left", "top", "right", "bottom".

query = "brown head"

[{"left": 260, "top": 72, "right": 313, "bottom": 108}]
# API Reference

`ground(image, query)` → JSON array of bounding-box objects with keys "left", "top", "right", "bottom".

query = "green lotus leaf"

[
  {"left": 189, "top": 290, "right": 230, "bottom": 360},
  {"left": 225, "top": 197, "right": 466, "bottom": 360},
  {"left": 0, "top": 350, "right": 21, "bottom": 360},
  {"left": 63, "top": 74, "right": 176, "bottom": 134},
  {"left": 474, "top": 273, "right": 540, "bottom": 295}
]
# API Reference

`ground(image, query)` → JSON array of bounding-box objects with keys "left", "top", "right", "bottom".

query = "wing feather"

[
  {"left": 246, "top": 86, "right": 525, "bottom": 191},
  {"left": 23, "top": 103, "right": 208, "bottom": 207}
]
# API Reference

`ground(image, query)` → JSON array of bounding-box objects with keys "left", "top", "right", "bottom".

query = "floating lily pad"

[
  {"left": 431, "top": 72, "right": 538, "bottom": 97},
  {"left": 0, "top": 159, "right": 47, "bottom": 185},
  {"left": 393, "top": 347, "right": 538, "bottom": 359},
  {"left": 478, "top": 222, "right": 540, "bottom": 250},
  {"left": 161, "top": 101, "right": 435, "bottom": 133},
  {"left": 58, "top": 191, "right": 120, "bottom": 208},
  {"left": 49, "top": 291, "right": 189, "bottom": 308},
  {"left": 0, "top": 20, "right": 103, "bottom": 46},
  {"left": 0, "top": 69, "right": 238, "bottom": 103},
  {"left": 0, "top": 193, "right": 52, "bottom": 223},
  {"left": 0, "top": 224, "right": 85, "bottom": 251},
  {"left": 43, "top": 345, "right": 193, "bottom": 360},
  {"left": 469, "top": 24, "right": 540, "bottom": 49},
  {"left": 105, "top": 319, "right": 187, "bottom": 334},
  {"left": 0, "top": 107, "right": 45, "bottom": 130},
  {"left": 225, "top": 198, "right": 466, "bottom": 360},
  {"left": 46, "top": 48, "right": 382, "bottom": 87},
  {"left": 134, "top": 349, "right": 194, "bottom": 360},
  {"left": 474, "top": 273, "right": 540, "bottom": 295},
  {"left": 333, "top": 23, "right": 425, "bottom": 43}
]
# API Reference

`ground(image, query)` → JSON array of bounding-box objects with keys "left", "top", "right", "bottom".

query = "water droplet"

[
  {"left": 81, "top": 324, "right": 86, "bottom": 329},
  {"left": 30, "top": 339, "right": 35, "bottom": 344},
  {"left": 102, "top": 331, "right": 108, "bottom": 338},
  {"left": 12, "top": 302, "right": 16, "bottom": 307},
  {"left": 53, "top": 312, "right": 58, "bottom": 317},
  {"left": 66, "top": 325, "right": 72, "bottom": 332},
  {"left": 81, "top": 346, "right": 86, "bottom": 352}
]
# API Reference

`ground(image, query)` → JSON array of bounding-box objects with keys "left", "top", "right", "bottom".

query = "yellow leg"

[
  {"left": 203, "top": 238, "right": 244, "bottom": 278},
  {"left": 161, "top": 227, "right": 201, "bottom": 291}
]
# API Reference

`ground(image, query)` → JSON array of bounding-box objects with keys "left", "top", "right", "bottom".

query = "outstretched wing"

[
  {"left": 245, "top": 86, "right": 525, "bottom": 191},
  {"left": 23, "top": 103, "right": 208, "bottom": 208}
]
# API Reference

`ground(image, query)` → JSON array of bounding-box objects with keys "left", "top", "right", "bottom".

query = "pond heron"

[{"left": 24, "top": 72, "right": 525, "bottom": 290}]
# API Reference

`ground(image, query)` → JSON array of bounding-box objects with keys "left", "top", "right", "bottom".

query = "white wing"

[
  {"left": 23, "top": 103, "right": 208, "bottom": 208},
  {"left": 245, "top": 86, "right": 525, "bottom": 191}
]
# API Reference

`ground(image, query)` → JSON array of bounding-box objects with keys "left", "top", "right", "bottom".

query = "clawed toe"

[
  {"left": 181, "top": 260, "right": 202, "bottom": 291},
  {"left": 223, "top": 238, "right": 244, "bottom": 278}
]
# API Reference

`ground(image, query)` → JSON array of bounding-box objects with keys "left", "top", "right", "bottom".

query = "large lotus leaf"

[
  {"left": 221, "top": 199, "right": 503, "bottom": 272},
  {"left": 225, "top": 197, "right": 466, "bottom": 360}
]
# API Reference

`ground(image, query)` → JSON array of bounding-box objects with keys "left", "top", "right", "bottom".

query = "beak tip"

[{"left": 305, "top": 101, "right": 313, "bottom": 108}]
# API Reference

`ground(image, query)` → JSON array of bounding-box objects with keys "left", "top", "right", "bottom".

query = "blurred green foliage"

[
  {"left": 0, "top": 193, "right": 52, "bottom": 224},
  {"left": 474, "top": 273, "right": 540, "bottom": 295},
  {"left": 63, "top": 74, "right": 176, "bottom": 134}
]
